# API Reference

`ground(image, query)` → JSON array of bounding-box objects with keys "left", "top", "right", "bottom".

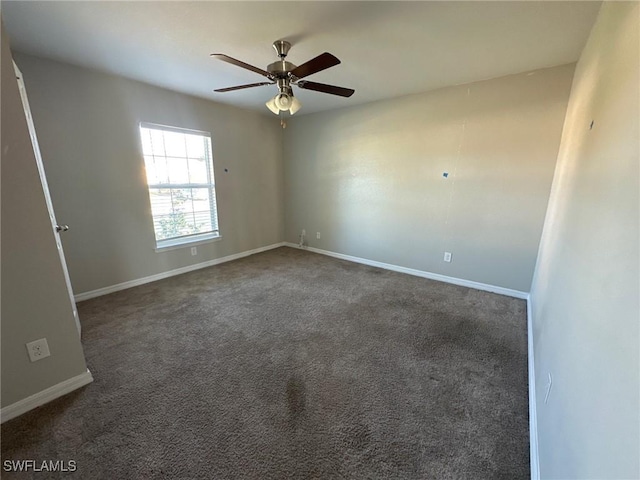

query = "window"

[{"left": 139, "top": 122, "right": 220, "bottom": 249}]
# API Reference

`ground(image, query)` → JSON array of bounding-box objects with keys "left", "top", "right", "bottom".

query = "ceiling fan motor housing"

[
  {"left": 267, "top": 60, "right": 297, "bottom": 77},
  {"left": 269, "top": 40, "right": 299, "bottom": 93}
]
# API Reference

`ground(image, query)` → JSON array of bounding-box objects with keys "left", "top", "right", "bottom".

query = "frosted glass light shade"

[
  {"left": 289, "top": 97, "right": 302, "bottom": 115},
  {"left": 265, "top": 97, "right": 279, "bottom": 115},
  {"left": 274, "top": 93, "right": 292, "bottom": 110}
]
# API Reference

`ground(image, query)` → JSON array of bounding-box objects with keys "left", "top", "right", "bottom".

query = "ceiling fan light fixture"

[{"left": 266, "top": 91, "right": 301, "bottom": 115}]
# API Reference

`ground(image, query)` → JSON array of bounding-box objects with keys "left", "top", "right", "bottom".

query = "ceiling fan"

[{"left": 211, "top": 40, "right": 355, "bottom": 116}]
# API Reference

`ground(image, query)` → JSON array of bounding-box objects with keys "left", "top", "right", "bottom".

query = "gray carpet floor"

[{"left": 1, "top": 247, "right": 529, "bottom": 479}]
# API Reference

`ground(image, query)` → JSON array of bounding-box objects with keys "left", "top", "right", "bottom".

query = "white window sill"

[{"left": 155, "top": 233, "right": 222, "bottom": 252}]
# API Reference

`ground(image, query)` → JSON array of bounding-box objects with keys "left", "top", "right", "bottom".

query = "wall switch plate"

[
  {"left": 316, "top": 232, "right": 321, "bottom": 239},
  {"left": 190, "top": 247, "right": 197, "bottom": 256},
  {"left": 444, "top": 252, "right": 452, "bottom": 262},
  {"left": 26, "top": 338, "right": 50, "bottom": 362}
]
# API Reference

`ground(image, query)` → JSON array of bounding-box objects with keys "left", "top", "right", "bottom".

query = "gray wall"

[
  {"left": 1, "top": 26, "right": 88, "bottom": 408},
  {"left": 284, "top": 65, "right": 574, "bottom": 292},
  {"left": 530, "top": 2, "right": 639, "bottom": 478},
  {"left": 14, "top": 53, "right": 285, "bottom": 295}
]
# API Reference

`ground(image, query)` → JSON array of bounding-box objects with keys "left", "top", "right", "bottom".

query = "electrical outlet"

[
  {"left": 190, "top": 247, "right": 197, "bottom": 256},
  {"left": 26, "top": 338, "right": 50, "bottom": 362},
  {"left": 444, "top": 252, "right": 452, "bottom": 262},
  {"left": 316, "top": 232, "right": 321, "bottom": 239},
  {"left": 302, "top": 229, "right": 306, "bottom": 236}
]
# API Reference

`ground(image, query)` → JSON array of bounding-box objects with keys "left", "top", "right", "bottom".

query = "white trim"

[
  {"left": 1, "top": 370, "right": 93, "bottom": 424},
  {"left": 74, "top": 242, "right": 286, "bottom": 302},
  {"left": 527, "top": 295, "right": 540, "bottom": 480},
  {"left": 154, "top": 233, "right": 222, "bottom": 252},
  {"left": 139, "top": 121, "right": 211, "bottom": 137},
  {"left": 284, "top": 243, "right": 528, "bottom": 299}
]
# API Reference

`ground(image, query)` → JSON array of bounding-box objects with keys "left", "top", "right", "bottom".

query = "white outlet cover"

[
  {"left": 316, "top": 232, "right": 321, "bottom": 239},
  {"left": 444, "top": 252, "right": 452, "bottom": 262},
  {"left": 26, "top": 338, "right": 51, "bottom": 362}
]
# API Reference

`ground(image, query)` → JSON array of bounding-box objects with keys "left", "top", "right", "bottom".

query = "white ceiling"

[{"left": 2, "top": 1, "right": 601, "bottom": 116}]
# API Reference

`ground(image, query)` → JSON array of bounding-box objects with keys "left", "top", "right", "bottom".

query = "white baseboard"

[
  {"left": 1, "top": 370, "right": 93, "bottom": 423},
  {"left": 527, "top": 295, "right": 540, "bottom": 480},
  {"left": 74, "top": 242, "right": 287, "bottom": 302},
  {"left": 284, "top": 243, "right": 528, "bottom": 299}
]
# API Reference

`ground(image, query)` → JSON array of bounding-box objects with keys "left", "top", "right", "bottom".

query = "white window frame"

[{"left": 139, "top": 122, "right": 221, "bottom": 251}]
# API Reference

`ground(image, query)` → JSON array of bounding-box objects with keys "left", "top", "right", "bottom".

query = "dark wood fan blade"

[
  {"left": 215, "top": 82, "right": 274, "bottom": 93},
  {"left": 211, "top": 54, "right": 272, "bottom": 78},
  {"left": 297, "top": 81, "right": 355, "bottom": 97},
  {"left": 290, "top": 52, "right": 340, "bottom": 79}
]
